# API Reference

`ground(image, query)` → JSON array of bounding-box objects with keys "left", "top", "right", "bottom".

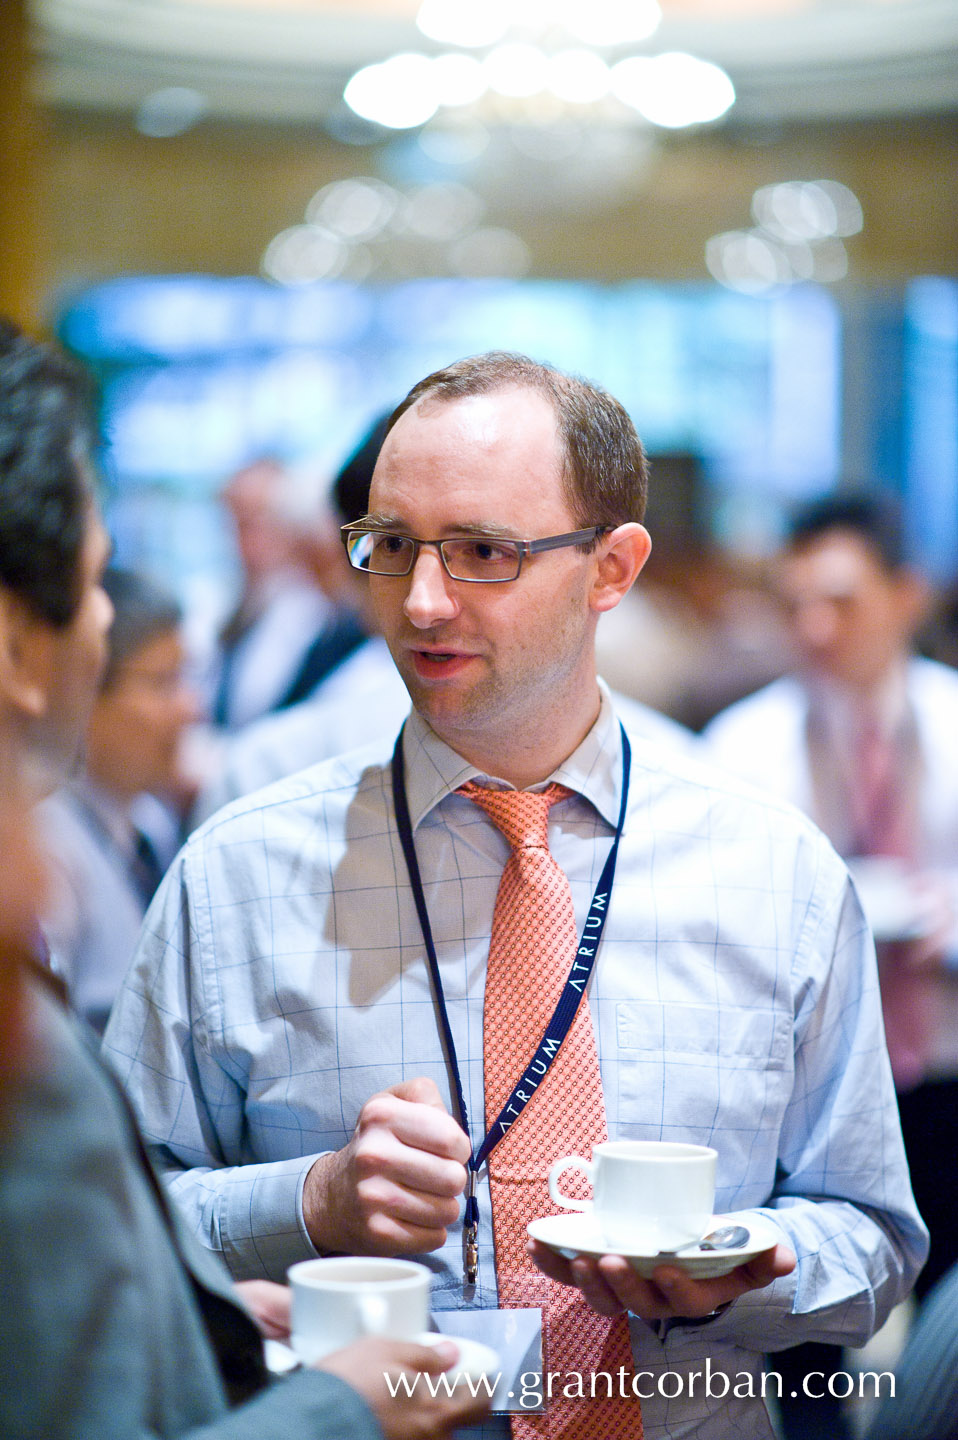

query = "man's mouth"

[{"left": 408, "top": 646, "right": 478, "bottom": 679}]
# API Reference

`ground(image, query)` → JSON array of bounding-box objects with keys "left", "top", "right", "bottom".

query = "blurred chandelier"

[{"left": 343, "top": 0, "right": 736, "bottom": 133}]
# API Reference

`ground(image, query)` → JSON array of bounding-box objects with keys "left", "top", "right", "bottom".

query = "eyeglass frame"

[{"left": 340, "top": 523, "right": 611, "bottom": 584}]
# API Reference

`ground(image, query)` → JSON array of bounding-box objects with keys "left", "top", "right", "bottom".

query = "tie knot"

[{"left": 458, "top": 781, "right": 572, "bottom": 852}]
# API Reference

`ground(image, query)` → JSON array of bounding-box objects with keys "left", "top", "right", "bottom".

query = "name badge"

[{"left": 433, "top": 1307, "right": 544, "bottom": 1413}]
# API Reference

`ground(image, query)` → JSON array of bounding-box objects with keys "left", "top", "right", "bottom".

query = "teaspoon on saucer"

[{"left": 664, "top": 1223, "right": 751, "bottom": 1255}]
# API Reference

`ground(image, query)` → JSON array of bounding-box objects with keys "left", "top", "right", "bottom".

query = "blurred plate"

[{"left": 847, "top": 857, "right": 940, "bottom": 942}]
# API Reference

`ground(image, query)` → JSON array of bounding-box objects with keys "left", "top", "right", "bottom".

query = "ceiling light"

[
  {"left": 814, "top": 181, "right": 864, "bottom": 236},
  {"left": 483, "top": 43, "right": 550, "bottom": 98},
  {"left": 305, "top": 179, "right": 400, "bottom": 241},
  {"left": 612, "top": 52, "right": 735, "bottom": 127},
  {"left": 754, "top": 181, "right": 864, "bottom": 243},
  {"left": 546, "top": 50, "right": 611, "bottom": 105},
  {"left": 753, "top": 181, "right": 834, "bottom": 240},
  {"left": 705, "top": 230, "right": 791, "bottom": 295},
  {"left": 560, "top": 0, "right": 661, "bottom": 47},
  {"left": 344, "top": 54, "right": 439, "bottom": 129},
  {"left": 431, "top": 52, "right": 489, "bottom": 106},
  {"left": 752, "top": 180, "right": 863, "bottom": 240},
  {"left": 706, "top": 179, "right": 861, "bottom": 291},
  {"left": 345, "top": 1, "right": 732, "bottom": 152},
  {"left": 416, "top": 0, "right": 512, "bottom": 48},
  {"left": 262, "top": 227, "right": 347, "bottom": 285},
  {"left": 263, "top": 175, "right": 507, "bottom": 284}
]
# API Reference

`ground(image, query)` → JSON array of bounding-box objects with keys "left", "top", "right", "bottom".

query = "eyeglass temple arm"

[{"left": 524, "top": 527, "right": 608, "bottom": 555}]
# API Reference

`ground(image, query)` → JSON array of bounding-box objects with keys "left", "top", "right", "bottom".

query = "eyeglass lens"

[{"left": 346, "top": 532, "right": 522, "bottom": 582}]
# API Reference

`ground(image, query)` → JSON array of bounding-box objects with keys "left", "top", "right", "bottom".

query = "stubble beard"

[{"left": 397, "top": 608, "right": 595, "bottom": 767}]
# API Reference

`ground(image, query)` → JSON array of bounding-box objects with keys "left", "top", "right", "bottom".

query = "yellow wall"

[
  {"left": 1, "top": 0, "right": 45, "bottom": 331},
  {"left": 39, "top": 108, "right": 958, "bottom": 308}
]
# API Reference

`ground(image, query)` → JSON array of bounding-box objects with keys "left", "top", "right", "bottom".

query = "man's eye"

[
  {"left": 460, "top": 540, "right": 515, "bottom": 564},
  {"left": 374, "top": 534, "right": 408, "bottom": 555}
]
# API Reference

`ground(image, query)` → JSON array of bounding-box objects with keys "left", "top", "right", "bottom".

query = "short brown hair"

[{"left": 386, "top": 352, "right": 648, "bottom": 530}]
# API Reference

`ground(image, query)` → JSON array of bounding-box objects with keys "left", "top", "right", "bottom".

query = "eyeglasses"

[{"left": 341, "top": 524, "right": 608, "bottom": 584}]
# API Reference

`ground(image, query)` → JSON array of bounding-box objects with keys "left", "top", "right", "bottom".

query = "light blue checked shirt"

[{"left": 104, "top": 687, "right": 926, "bottom": 1440}]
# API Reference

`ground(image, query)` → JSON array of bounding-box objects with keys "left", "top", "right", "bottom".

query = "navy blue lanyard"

[{"left": 389, "top": 722, "right": 631, "bottom": 1287}]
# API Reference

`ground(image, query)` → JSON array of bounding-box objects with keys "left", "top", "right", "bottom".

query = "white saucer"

[
  {"left": 264, "top": 1332, "right": 499, "bottom": 1385},
  {"left": 527, "top": 1210, "right": 781, "bottom": 1279},
  {"left": 417, "top": 1332, "right": 500, "bottom": 1385},
  {"left": 264, "top": 1338, "right": 301, "bottom": 1373}
]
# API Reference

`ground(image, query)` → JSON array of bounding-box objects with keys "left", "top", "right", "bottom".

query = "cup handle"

[
  {"left": 548, "top": 1155, "right": 593, "bottom": 1212},
  {"left": 357, "top": 1294, "right": 390, "bottom": 1335}
]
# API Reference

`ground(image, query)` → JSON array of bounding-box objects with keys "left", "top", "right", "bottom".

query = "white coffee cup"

[
  {"left": 548, "top": 1140, "right": 717, "bottom": 1254},
  {"left": 288, "top": 1256, "right": 431, "bottom": 1362}
]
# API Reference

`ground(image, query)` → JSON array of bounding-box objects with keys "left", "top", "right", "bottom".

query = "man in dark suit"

[{"left": 0, "top": 317, "right": 488, "bottom": 1440}]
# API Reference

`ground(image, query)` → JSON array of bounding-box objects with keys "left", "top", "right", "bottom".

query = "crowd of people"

[{"left": 2, "top": 317, "right": 957, "bottom": 1440}]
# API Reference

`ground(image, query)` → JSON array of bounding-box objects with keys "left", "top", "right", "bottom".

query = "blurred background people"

[
  {"left": 209, "top": 455, "right": 366, "bottom": 730},
  {"left": 192, "top": 414, "right": 411, "bottom": 822},
  {"left": 595, "top": 545, "right": 790, "bottom": 730},
  {"left": 594, "top": 452, "right": 790, "bottom": 730},
  {"left": 704, "top": 490, "right": 958, "bottom": 1432},
  {"left": 37, "top": 565, "right": 201, "bottom": 1032},
  {"left": 0, "top": 314, "right": 488, "bottom": 1440}
]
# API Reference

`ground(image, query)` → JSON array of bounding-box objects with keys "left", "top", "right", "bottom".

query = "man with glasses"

[
  {"left": 105, "top": 353, "right": 925, "bottom": 1440},
  {"left": 194, "top": 417, "right": 694, "bottom": 824}
]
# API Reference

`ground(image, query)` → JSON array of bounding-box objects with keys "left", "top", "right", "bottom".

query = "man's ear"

[
  {"left": 589, "top": 523, "right": 652, "bottom": 615},
  {"left": 0, "top": 589, "right": 56, "bottom": 719},
  {"left": 895, "top": 568, "right": 932, "bottom": 636}
]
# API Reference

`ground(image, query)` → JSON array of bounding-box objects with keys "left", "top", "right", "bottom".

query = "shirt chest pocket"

[
  {"left": 616, "top": 1000, "right": 791, "bottom": 1066},
  {"left": 610, "top": 1001, "right": 794, "bottom": 1155}
]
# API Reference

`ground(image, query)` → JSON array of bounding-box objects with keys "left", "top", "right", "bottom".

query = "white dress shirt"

[
  {"left": 210, "top": 570, "right": 334, "bottom": 730},
  {"left": 104, "top": 688, "right": 925, "bottom": 1440}
]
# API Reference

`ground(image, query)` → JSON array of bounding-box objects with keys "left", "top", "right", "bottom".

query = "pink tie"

[
  {"left": 851, "top": 716, "right": 912, "bottom": 859},
  {"left": 460, "top": 781, "right": 642, "bottom": 1440},
  {"left": 850, "top": 719, "right": 932, "bottom": 1088}
]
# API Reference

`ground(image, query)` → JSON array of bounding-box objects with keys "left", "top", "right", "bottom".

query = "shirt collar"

[
  {"left": 808, "top": 656, "right": 912, "bottom": 744},
  {"left": 400, "top": 680, "right": 625, "bottom": 833}
]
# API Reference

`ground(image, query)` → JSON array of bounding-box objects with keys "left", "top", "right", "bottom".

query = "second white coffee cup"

[
  {"left": 288, "top": 1256, "right": 431, "bottom": 1362},
  {"left": 548, "top": 1140, "right": 717, "bottom": 1254}
]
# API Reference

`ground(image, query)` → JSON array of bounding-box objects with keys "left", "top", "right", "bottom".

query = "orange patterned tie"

[{"left": 459, "top": 781, "right": 642, "bottom": 1440}]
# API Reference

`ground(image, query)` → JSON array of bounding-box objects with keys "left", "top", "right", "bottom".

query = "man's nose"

[
  {"left": 403, "top": 545, "right": 460, "bottom": 629},
  {"left": 793, "top": 599, "right": 837, "bottom": 651},
  {"left": 176, "top": 683, "right": 204, "bottom": 728}
]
